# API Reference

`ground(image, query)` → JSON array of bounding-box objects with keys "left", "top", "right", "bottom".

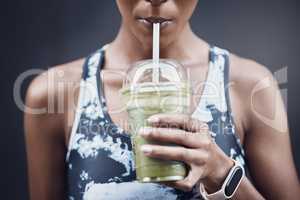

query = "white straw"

[{"left": 152, "top": 23, "right": 160, "bottom": 83}]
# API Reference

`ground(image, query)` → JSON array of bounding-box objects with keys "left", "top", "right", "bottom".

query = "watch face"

[{"left": 224, "top": 166, "right": 244, "bottom": 197}]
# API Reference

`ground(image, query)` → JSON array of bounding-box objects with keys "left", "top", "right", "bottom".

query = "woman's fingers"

[
  {"left": 162, "top": 167, "right": 204, "bottom": 192},
  {"left": 140, "top": 114, "right": 214, "bottom": 192},
  {"left": 140, "top": 144, "right": 208, "bottom": 165},
  {"left": 147, "top": 113, "right": 209, "bottom": 133},
  {"left": 139, "top": 127, "right": 211, "bottom": 149}
]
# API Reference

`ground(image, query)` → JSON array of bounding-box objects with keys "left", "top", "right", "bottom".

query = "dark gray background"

[{"left": 1, "top": 0, "right": 299, "bottom": 199}]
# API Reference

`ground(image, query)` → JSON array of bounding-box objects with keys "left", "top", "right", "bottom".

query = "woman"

[{"left": 25, "top": 0, "right": 300, "bottom": 199}]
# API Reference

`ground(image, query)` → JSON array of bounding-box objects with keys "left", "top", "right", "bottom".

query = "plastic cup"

[{"left": 120, "top": 59, "right": 191, "bottom": 182}]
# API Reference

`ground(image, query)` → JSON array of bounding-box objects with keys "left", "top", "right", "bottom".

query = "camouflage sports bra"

[{"left": 66, "top": 45, "right": 248, "bottom": 200}]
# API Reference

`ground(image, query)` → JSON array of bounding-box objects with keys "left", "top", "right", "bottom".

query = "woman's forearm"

[{"left": 232, "top": 177, "right": 265, "bottom": 200}]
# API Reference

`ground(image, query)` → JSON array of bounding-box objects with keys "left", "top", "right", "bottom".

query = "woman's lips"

[{"left": 137, "top": 16, "right": 173, "bottom": 30}]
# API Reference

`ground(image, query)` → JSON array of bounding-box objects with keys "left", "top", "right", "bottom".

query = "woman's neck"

[{"left": 104, "top": 21, "right": 209, "bottom": 70}]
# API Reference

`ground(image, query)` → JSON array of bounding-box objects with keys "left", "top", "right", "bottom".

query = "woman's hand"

[{"left": 139, "top": 113, "right": 234, "bottom": 193}]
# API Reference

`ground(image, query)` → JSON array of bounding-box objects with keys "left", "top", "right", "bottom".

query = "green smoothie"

[{"left": 121, "top": 82, "right": 191, "bottom": 182}]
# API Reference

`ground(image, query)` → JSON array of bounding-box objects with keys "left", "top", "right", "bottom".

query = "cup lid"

[{"left": 123, "top": 59, "right": 187, "bottom": 91}]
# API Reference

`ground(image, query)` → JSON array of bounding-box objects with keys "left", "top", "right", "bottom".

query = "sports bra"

[{"left": 65, "top": 45, "right": 248, "bottom": 200}]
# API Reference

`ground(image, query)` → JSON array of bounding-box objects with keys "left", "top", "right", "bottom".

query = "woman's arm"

[
  {"left": 24, "top": 67, "right": 72, "bottom": 200},
  {"left": 231, "top": 58, "right": 300, "bottom": 199}
]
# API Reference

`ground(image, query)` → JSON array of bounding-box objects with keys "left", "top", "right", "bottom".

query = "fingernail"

[
  {"left": 141, "top": 145, "right": 152, "bottom": 154},
  {"left": 139, "top": 127, "right": 151, "bottom": 136},
  {"left": 147, "top": 116, "right": 160, "bottom": 123}
]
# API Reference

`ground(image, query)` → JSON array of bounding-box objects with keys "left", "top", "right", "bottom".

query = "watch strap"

[
  {"left": 200, "top": 183, "right": 225, "bottom": 200},
  {"left": 199, "top": 159, "right": 245, "bottom": 200}
]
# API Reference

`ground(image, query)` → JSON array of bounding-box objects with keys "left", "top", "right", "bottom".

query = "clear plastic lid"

[{"left": 122, "top": 59, "right": 188, "bottom": 93}]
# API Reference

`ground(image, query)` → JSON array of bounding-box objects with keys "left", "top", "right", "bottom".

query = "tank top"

[{"left": 66, "top": 45, "right": 248, "bottom": 200}]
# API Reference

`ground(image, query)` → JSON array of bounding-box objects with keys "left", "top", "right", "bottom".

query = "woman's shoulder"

[
  {"left": 228, "top": 53, "right": 280, "bottom": 131},
  {"left": 229, "top": 53, "right": 276, "bottom": 94},
  {"left": 25, "top": 58, "right": 85, "bottom": 109},
  {"left": 25, "top": 58, "right": 86, "bottom": 140}
]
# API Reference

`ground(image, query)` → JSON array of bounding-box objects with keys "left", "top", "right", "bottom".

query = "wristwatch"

[{"left": 200, "top": 159, "right": 245, "bottom": 200}]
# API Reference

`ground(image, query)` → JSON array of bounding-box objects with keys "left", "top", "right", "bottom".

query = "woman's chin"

[
  {"left": 135, "top": 19, "right": 175, "bottom": 36},
  {"left": 135, "top": 36, "right": 174, "bottom": 53},
  {"left": 133, "top": 26, "right": 176, "bottom": 51}
]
